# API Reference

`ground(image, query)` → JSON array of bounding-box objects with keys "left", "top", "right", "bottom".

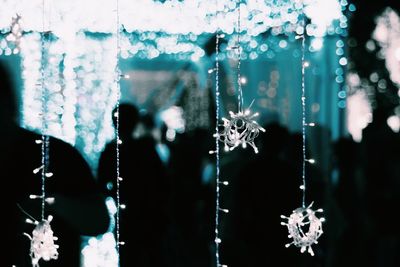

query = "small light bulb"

[
  {"left": 33, "top": 165, "right": 44, "bottom": 174},
  {"left": 220, "top": 208, "right": 229, "bottom": 213},
  {"left": 308, "top": 159, "right": 315, "bottom": 164},
  {"left": 46, "top": 197, "right": 55, "bottom": 204}
]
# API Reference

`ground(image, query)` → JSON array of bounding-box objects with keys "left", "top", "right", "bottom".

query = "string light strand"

[
  {"left": 280, "top": 3, "right": 325, "bottom": 256},
  {"left": 40, "top": 0, "right": 47, "bottom": 221},
  {"left": 236, "top": 0, "right": 243, "bottom": 113},
  {"left": 300, "top": 18, "right": 306, "bottom": 208},
  {"left": 214, "top": 31, "right": 222, "bottom": 267},
  {"left": 115, "top": 0, "right": 122, "bottom": 254}
]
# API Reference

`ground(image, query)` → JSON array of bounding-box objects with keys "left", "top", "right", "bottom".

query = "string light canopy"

[
  {"left": 0, "top": 0, "right": 342, "bottom": 36},
  {"left": 0, "top": 1, "right": 350, "bottom": 169},
  {"left": 0, "top": 0, "right": 345, "bottom": 62},
  {"left": 280, "top": 2, "right": 325, "bottom": 256}
]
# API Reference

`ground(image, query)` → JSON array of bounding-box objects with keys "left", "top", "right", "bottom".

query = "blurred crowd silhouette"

[
  {"left": 99, "top": 102, "right": 400, "bottom": 267},
  {"left": 2, "top": 55, "right": 400, "bottom": 266}
]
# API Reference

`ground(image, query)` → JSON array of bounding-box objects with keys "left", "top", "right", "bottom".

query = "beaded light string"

[
  {"left": 114, "top": 0, "right": 123, "bottom": 255},
  {"left": 210, "top": 32, "right": 229, "bottom": 267},
  {"left": 280, "top": 3, "right": 325, "bottom": 256},
  {"left": 24, "top": 1, "right": 59, "bottom": 266},
  {"left": 215, "top": 0, "right": 265, "bottom": 154}
]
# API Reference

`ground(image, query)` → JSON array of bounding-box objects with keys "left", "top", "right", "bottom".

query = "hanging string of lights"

[
  {"left": 24, "top": 1, "right": 59, "bottom": 266},
  {"left": 114, "top": 0, "right": 124, "bottom": 256},
  {"left": 212, "top": 31, "right": 225, "bottom": 267},
  {"left": 280, "top": 2, "right": 325, "bottom": 257},
  {"left": 215, "top": 0, "right": 265, "bottom": 154}
]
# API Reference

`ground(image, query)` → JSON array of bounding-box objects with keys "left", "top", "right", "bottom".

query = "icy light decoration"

[
  {"left": 0, "top": 0, "right": 342, "bottom": 37},
  {"left": 215, "top": 109, "right": 265, "bottom": 153},
  {"left": 24, "top": 216, "right": 59, "bottom": 267},
  {"left": 19, "top": 32, "right": 117, "bottom": 165},
  {"left": 280, "top": 203, "right": 325, "bottom": 256}
]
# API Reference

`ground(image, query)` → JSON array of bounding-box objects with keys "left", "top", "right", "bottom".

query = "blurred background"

[{"left": 1, "top": 0, "right": 400, "bottom": 266}]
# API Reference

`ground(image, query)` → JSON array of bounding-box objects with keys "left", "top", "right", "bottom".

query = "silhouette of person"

[
  {"left": 0, "top": 60, "right": 109, "bottom": 267},
  {"left": 98, "top": 103, "right": 169, "bottom": 267},
  {"left": 361, "top": 108, "right": 400, "bottom": 267}
]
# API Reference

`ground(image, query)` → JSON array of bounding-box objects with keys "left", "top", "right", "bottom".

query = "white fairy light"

[
  {"left": 280, "top": 203, "right": 325, "bottom": 256},
  {"left": 24, "top": 215, "right": 59, "bottom": 267},
  {"left": 215, "top": 109, "right": 265, "bottom": 153},
  {"left": 281, "top": 2, "right": 324, "bottom": 256}
]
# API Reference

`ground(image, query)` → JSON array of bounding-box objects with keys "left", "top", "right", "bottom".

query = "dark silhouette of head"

[
  {"left": 203, "top": 34, "right": 227, "bottom": 57},
  {"left": 112, "top": 103, "right": 139, "bottom": 137},
  {"left": 140, "top": 111, "right": 155, "bottom": 130},
  {"left": 0, "top": 60, "right": 17, "bottom": 125}
]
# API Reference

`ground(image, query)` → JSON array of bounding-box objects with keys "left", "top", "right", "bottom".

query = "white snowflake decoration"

[
  {"left": 280, "top": 203, "right": 325, "bottom": 256},
  {"left": 215, "top": 109, "right": 265, "bottom": 153},
  {"left": 24, "top": 215, "right": 59, "bottom": 267}
]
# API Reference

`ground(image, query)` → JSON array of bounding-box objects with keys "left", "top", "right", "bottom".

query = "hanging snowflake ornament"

[
  {"left": 24, "top": 215, "right": 59, "bottom": 267},
  {"left": 280, "top": 202, "right": 325, "bottom": 256},
  {"left": 215, "top": 109, "right": 265, "bottom": 153}
]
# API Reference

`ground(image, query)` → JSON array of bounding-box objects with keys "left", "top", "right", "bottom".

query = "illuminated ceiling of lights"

[{"left": 0, "top": 0, "right": 343, "bottom": 37}]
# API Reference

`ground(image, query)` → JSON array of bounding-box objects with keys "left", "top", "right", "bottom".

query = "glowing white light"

[
  {"left": 160, "top": 106, "right": 185, "bottom": 133},
  {"left": 303, "top": 0, "right": 342, "bottom": 37},
  {"left": 82, "top": 233, "right": 118, "bottom": 267},
  {"left": 310, "top": 38, "right": 323, "bottom": 51},
  {"left": 395, "top": 48, "right": 400, "bottom": 61},
  {"left": 166, "top": 129, "right": 176, "bottom": 142},
  {"left": 281, "top": 203, "right": 325, "bottom": 256},
  {"left": 346, "top": 90, "right": 372, "bottom": 142},
  {"left": 0, "top": 0, "right": 343, "bottom": 37},
  {"left": 387, "top": 115, "right": 400, "bottom": 132},
  {"left": 24, "top": 216, "right": 59, "bottom": 267},
  {"left": 215, "top": 109, "right": 265, "bottom": 154},
  {"left": 338, "top": 57, "right": 347, "bottom": 66},
  {"left": 373, "top": 8, "right": 400, "bottom": 86}
]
